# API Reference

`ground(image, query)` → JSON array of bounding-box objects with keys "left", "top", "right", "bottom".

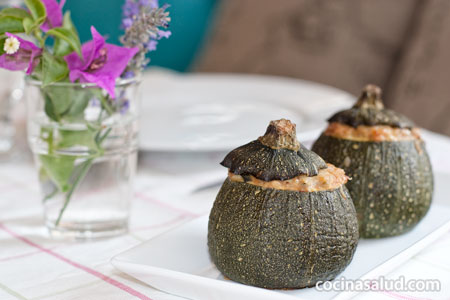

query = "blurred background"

[
  {"left": 1, "top": 0, "right": 450, "bottom": 160},
  {"left": 62, "top": 0, "right": 450, "bottom": 136},
  {"left": 64, "top": 0, "right": 219, "bottom": 72}
]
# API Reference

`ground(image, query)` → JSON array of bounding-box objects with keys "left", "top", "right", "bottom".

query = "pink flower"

[
  {"left": 0, "top": 33, "right": 42, "bottom": 74},
  {"left": 64, "top": 26, "right": 139, "bottom": 98},
  {"left": 41, "top": 0, "right": 66, "bottom": 31}
]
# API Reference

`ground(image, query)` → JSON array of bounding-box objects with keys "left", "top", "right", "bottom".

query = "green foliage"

[
  {"left": 42, "top": 54, "right": 68, "bottom": 84},
  {"left": 53, "top": 12, "right": 80, "bottom": 57},
  {"left": 64, "top": 89, "right": 92, "bottom": 120},
  {"left": 58, "top": 129, "right": 99, "bottom": 151},
  {"left": 42, "top": 51, "right": 69, "bottom": 87},
  {"left": 0, "top": 16, "right": 25, "bottom": 34},
  {"left": 38, "top": 154, "right": 76, "bottom": 192},
  {"left": 24, "top": 0, "right": 47, "bottom": 25},
  {"left": 0, "top": 7, "right": 31, "bottom": 34},
  {"left": 41, "top": 84, "right": 105, "bottom": 122},
  {"left": 47, "top": 27, "right": 82, "bottom": 58},
  {"left": 42, "top": 85, "right": 73, "bottom": 121},
  {"left": 0, "top": 36, "right": 6, "bottom": 55},
  {"left": 22, "top": 17, "right": 35, "bottom": 34},
  {"left": 0, "top": 0, "right": 83, "bottom": 86},
  {"left": 43, "top": 95, "right": 59, "bottom": 122},
  {"left": 0, "top": 8, "right": 32, "bottom": 20}
]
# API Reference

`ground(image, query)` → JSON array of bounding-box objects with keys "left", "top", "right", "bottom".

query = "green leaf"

[
  {"left": 0, "top": 8, "right": 30, "bottom": 35},
  {"left": 53, "top": 12, "right": 80, "bottom": 57},
  {"left": 98, "top": 93, "right": 114, "bottom": 115},
  {"left": 38, "top": 154, "right": 76, "bottom": 192},
  {"left": 42, "top": 85, "right": 72, "bottom": 121},
  {"left": 65, "top": 90, "right": 91, "bottom": 120},
  {"left": 24, "top": 0, "right": 46, "bottom": 25},
  {"left": 53, "top": 35, "right": 71, "bottom": 57},
  {"left": 42, "top": 51, "right": 69, "bottom": 86},
  {"left": 58, "top": 129, "right": 99, "bottom": 150},
  {"left": 0, "top": 36, "right": 6, "bottom": 55},
  {"left": 32, "top": 59, "right": 43, "bottom": 80},
  {"left": 47, "top": 27, "right": 82, "bottom": 58},
  {"left": 42, "top": 81, "right": 96, "bottom": 123},
  {"left": 0, "top": 7, "right": 32, "bottom": 20},
  {"left": 0, "top": 16, "right": 25, "bottom": 34},
  {"left": 22, "top": 17, "right": 35, "bottom": 35},
  {"left": 44, "top": 94, "right": 60, "bottom": 122},
  {"left": 62, "top": 11, "right": 78, "bottom": 34}
]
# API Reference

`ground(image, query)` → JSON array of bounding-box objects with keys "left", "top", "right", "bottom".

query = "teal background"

[{"left": 64, "top": 0, "right": 219, "bottom": 72}]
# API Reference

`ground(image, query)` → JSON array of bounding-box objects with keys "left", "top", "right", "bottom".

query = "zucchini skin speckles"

[
  {"left": 312, "top": 135, "right": 433, "bottom": 238},
  {"left": 208, "top": 178, "right": 359, "bottom": 289}
]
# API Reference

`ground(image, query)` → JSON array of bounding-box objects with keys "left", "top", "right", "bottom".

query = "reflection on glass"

[{"left": 0, "top": 70, "right": 23, "bottom": 155}]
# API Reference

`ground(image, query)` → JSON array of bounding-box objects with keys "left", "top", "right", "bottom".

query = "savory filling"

[
  {"left": 324, "top": 122, "right": 421, "bottom": 142},
  {"left": 228, "top": 164, "right": 348, "bottom": 192}
]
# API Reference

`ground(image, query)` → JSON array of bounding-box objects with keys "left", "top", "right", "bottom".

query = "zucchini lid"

[
  {"left": 328, "top": 84, "right": 415, "bottom": 128},
  {"left": 221, "top": 119, "right": 327, "bottom": 181}
]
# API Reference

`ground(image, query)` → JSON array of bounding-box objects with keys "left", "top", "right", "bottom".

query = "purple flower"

[
  {"left": 138, "top": 0, "right": 159, "bottom": 9},
  {"left": 157, "top": 30, "right": 171, "bottom": 39},
  {"left": 120, "top": 99, "right": 130, "bottom": 114},
  {"left": 120, "top": 0, "right": 170, "bottom": 70},
  {"left": 146, "top": 40, "right": 158, "bottom": 51},
  {"left": 122, "top": 70, "right": 135, "bottom": 79},
  {"left": 64, "top": 26, "right": 139, "bottom": 98},
  {"left": 123, "top": 0, "right": 139, "bottom": 18},
  {"left": 149, "top": 0, "right": 159, "bottom": 9},
  {"left": 139, "top": 0, "right": 150, "bottom": 6},
  {"left": 0, "top": 33, "right": 42, "bottom": 74},
  {"left": 41, "top": 0, "right": 66, "bottom": 31},
  {"left": 160, "top": 3, "right": 169, "bottom": 11},
  {"left": 122, "top": 18, "right": 133, "bottom": 29}
]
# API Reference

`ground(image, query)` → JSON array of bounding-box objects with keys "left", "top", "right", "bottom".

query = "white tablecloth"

[{"left": 0, "top": 130, "right": 450, "bottom": 300}]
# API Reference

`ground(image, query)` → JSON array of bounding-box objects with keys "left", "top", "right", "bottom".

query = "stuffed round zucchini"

[
  {"left": 312, "top": 85, "right": 433, "bottom": 238},
  {"left": 208, "top": 119, "right": 359, "bottom": 289}
]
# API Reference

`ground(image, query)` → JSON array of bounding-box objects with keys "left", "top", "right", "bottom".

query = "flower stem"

[
  {"left": 43, "top": 189, "right": 58, "bottom": 203},
  {"left": 55, "top": 157, "right": 93, "bottom": 226},
  {"left": 99, "top": 95, "right": 114, "bottom": 115},
  {"left": 34, "top": 30, "right": 45, "bottom": 48},
  {"left": 54, "top": 126, "right": 112, "bottom": 226}
]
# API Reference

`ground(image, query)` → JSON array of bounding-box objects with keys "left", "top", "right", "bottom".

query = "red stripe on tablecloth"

[
  {"left": 0, "top": 246, "right": 59, "bottom": 262},
  {"left": 0, "top": 223, "right": 153, "bottom": 300}
]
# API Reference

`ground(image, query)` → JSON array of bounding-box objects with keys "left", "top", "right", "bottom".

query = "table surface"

[{"left": 1, "top": 130, "right": 450, "bottom": 300}]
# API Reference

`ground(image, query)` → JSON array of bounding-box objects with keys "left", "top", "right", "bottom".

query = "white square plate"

[{"left": 112, "top": 204, "right": 450, "bottom": 300}]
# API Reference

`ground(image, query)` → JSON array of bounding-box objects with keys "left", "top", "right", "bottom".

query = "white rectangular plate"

[{"left": 112, "top": 204, "right": 450, "bottom": 300}]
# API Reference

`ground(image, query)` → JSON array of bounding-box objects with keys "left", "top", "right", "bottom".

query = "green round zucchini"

[
  {"left": 208, "top": 119, "right": 359, "bottom": 289},
  {"left": 312, "top": 135, "right": 433, "bottom": 238},
  {"left": 208, "top": 178, "right": 358, "bottom": 289},
  {"left": 312, "top": 84, "right": 433, "bottom": 238}
]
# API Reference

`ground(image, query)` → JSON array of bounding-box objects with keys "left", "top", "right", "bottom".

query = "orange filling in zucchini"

[
  {"left": 228, "top": 164, "right": 348, "bottom": 192},
  {"left": 324, "top": 122, "right": 421, "bottom": 142}
]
